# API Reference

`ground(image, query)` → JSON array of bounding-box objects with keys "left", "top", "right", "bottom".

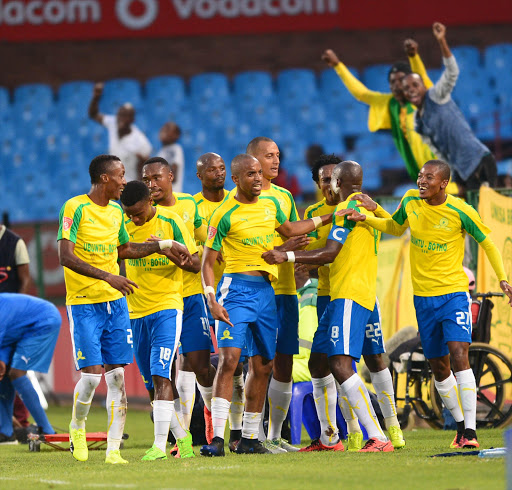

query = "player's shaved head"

[
  {"left": 246, "top": 136, "right": 274, "bottom": 156},
  {"left": 333, "top": 160, "right": 363, "bottom": 184},
  {"left": 423, "top": 159, "right": 451, "bottom": 181},
  {"left": 231, "top": 154, "right": 259, "bottom": 177},
  {"left": 197, "top": 152, "right": 224, "bottom": 175}
]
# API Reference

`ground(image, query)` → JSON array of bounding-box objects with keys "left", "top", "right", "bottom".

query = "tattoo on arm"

[{"left": 118, "top": 242, "right": 160, "bottom": 259}]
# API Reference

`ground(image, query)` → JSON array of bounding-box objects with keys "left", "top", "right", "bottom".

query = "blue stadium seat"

[
  {"left": 233, "top": 71, "right": 273, "bottom": 103},
  {"left": 101, "top": 78, "right": 143, "bottom": 112},
  {"left": 393, "top": 183, "right": 413, "bottom": 197},
  {"left": 484, "top": 43, "right": 512, "bottom": 73},
  {"left": 190, "top": 73, "right": 230, "bottom": 102},
  {"left": 14, "top": 83, "right": 54, "bottom": 107},
  {"left": 451, "top": 45, "right": 481, "bottom": 72},
  {"left": 277, "top": 69, "right": 318, "bottom": 99},
  {"left": 494, "top": 75, "right": 512, "bottom": 109},
  {"left": 58, "top": 81, "right": 94, "bottom": 101},
  {"left": 319, "top": 68, "right": 358, "bottom": 106},
  {"left": 362, "top": 64, "right": 390, "bottom": 92},
  {"left": 0, "top": 86, "right": 10, "bottom": 113},
  {"left": 338, "top": 103, "right": 368, "bottom": 136},
  {"left": 145, "top": 75, "right": 186, "bottom": 104},
  {"left": 305, "top": 120, "right": 344, "bottom": 155},
  {"left": 426, "top": 67, "right": 443, "bottom": 82}
]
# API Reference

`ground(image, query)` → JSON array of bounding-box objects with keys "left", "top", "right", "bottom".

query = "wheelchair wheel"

[{"left": 429, "top": 343, "right": 512, "bottom": 429}]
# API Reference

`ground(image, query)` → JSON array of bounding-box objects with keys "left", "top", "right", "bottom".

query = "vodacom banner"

[
  {"left": 1, "top": 0, "right": 511, "bottom": 42},
  {"left": 477, "top": 187, "right": 512, "bottom": 357}
]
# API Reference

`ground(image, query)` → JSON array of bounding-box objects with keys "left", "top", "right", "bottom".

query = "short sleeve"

[
  {"left": 193, "top": 200, "right": 203, "bottom": 230},
  {"left": 15, "top": 239, "right": 30, "bottom": 265},
  {"left": 205, "top": 205, "right": 236, "bottom": 251},
  {"left": 58, "top": 200, "right": 81, "bottom": 243},
  {"left": 102, "top": 114, "right": 116, "bottom": 130},
  {"left": 274, "top": 201, "right": 287, "bottom": 226},
  {"left": 118, "top": 212, "right": 129, "bottom": 246},
  {"left": 392, "top": 190, "right": 415, "bottom": 226}
]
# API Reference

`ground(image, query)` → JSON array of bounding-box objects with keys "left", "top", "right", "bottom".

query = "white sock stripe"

[
  {"left": 466, "top": 292, "right": 473, "bottom": 334},
  {"left": 67, "top": 305, "right": 79, "bottom": 371},
  {"left": 343, "top": 300, "right": 353, "bottom": 355}
]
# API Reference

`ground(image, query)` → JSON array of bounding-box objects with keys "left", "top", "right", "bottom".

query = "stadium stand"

[{"left": 1, "top": 42, "right": 512, "bottom": 221}]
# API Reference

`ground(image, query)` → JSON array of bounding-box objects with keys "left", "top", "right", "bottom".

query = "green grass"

[{"left": 1, "top": 406, "right": 506, "bottom": 489}]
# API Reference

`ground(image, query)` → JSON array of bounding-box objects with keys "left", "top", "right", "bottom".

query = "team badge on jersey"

[
  {"left": 182, "top": 211, "right": 190, "bottom": 223},
  {"left": 434, "top": 218, "right": 452, "bottom": 231},
  {"left": 62, "top": 217, "right": 73, "bottom": 231},
  {"left": 208, "top": 226, "right": 217, "bottom": 240}
]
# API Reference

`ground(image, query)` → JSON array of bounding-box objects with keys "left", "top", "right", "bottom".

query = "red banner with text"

[{"left": 1, "top": 0, "right": 511, "bottom": 42}]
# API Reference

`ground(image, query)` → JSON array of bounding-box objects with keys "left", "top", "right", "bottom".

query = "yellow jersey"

[
  {"left": 304, "top": 198, "right": 338, "bottom": 297},
  {"left": 327, "top": 193, "right": 381, "bottom": 311},
  {"left": 158, "top": 192, "right": 205, "bottom": 297},
  {"left": 260, "top": 184, "right": 299, "bottom": 295},
  {"left": 205, "top": 193, "right": 287, "bottom": 279},
  {"left": 58, "top": 194, "right": 129, "bottom": 305},
  {"left": 366, "top": 190, "right": 491, "bottom": 297},
  {"left": 124, "top": 207, "right": 198, "bottom": 319},
  {"left": 194, "top": 190, "right": 229, "bottom": 288}
]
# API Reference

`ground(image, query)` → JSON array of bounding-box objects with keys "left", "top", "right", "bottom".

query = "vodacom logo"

[{"left": 116, "top": 0, "right": 158, "bottom": 30}]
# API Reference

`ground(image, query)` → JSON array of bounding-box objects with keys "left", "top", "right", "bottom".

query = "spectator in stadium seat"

[
  {"left": 157, "top": 122, "right": 185, "bottom": 193},
  {"left": 0, "top": 294, "right": 61, "bottom": 444},
  {"left": 88, "top": 83, "right": 152, "bottom": 182},
  {"left": 321, "top": 42, "right": 450, "bottom": 188},
  {"left": 402, "top": 23, "right": 498, "bottom": 194}
]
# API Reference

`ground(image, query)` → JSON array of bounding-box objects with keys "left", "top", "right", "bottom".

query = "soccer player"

[
  {"left": 247, "top": 136, "right": 308, "bottom": 453},
  {"left": 120, "top": 181, "right": 199, "bottom": 460},
  {"left": 263, "top": 160, "right": 396, "bottom": 453},
  {"left": 194, "top": 152, "right": 245, "bottom": 450},
  {"left": 402, "top": 23, "right": 497, "bottom": 194},
  {"left": 300, "top": 155, "right": 405, "bottom": 452},
  {"left": 0, "top": 294, "right": 61, "bottom": 443},
  {"left": 142, "top": 157, "right": 215, "bottom": 437},
  {"left": 200, "top": 154, "right": 332, "bottom": 456},
  {"left": 341, "top": 159, "right": 512, "bottom": 448},
  {"left": 58, "top": 154, "right": 190, "bottom": 464}
]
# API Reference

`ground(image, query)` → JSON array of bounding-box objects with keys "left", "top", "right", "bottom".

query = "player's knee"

[
  {"left": 217, "top": 354, "right": 238, "bottom": 376},
  {"left": 81, "top": 372, "right": 102, "bottom": 396},
  {"left": 105, "top": 367, "right": 125, "bottom": 390},
  {"left": 364, "top": 354, "right": 386, "bottom": 372}
]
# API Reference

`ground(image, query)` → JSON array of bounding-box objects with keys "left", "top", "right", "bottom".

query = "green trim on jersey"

[
  {"left": 393, "top": 195, "right": 421, "bottom": 225},
  {"left": 212, "top": 204, "right": 240, "bottom": 251},
  {"left": 305, "top": 202, "right": 325, "bottom": 239},
  {"left": 156, "top": 214, "right": 186, "bottom": 246},
  {"left": 446, "top": 203, "right": 487, "bottom": 243},
  {"left": 342, "top": 200, "right": 359, "bottom": 231},
  {"left": 177, "top": 195, "right": 202, "bottom": 229},
  {"left": 260, "top": 196, "right": 287, "bottom": 224},
  {"left": 64, "top": 203, "right": 90, "bottom": 243},
  {"left": 271, "top": 184, "right": 298, "bottom": 222}
]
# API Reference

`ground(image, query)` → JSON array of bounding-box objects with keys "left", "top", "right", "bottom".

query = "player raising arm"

[
  {"left": 341, "top": 159, "right": 512, "bottom": 449},
  {"left": 200, "top": 154, "right": 331, "bottom": 456}
]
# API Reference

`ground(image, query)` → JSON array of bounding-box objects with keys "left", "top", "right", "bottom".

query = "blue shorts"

[
  {"left": 131, "top": 309, "right": 182, "bottom": 392},
  {"left": 312, "top": 298, "right": 384, "bottom": 360},
  {"left": 317, "top": 295, "right": 331, "bottom": 324},
  {"left": 275, "top": 294, "right": 299, "bottom": 355},
  {"left": 179, "top": 294, "right": 213, "bottom": 355},
  {"left": 414, "top": 292, "right": 472, "bottom": 359},
  {"left": 0, "top": 307, "right": 61, "bottom": 373},
  {"left": 67, "top": 297, "right": 133, "bottom": 370},
  {"left": 216, "top": 273, "right": 278, "bottom": 360}
]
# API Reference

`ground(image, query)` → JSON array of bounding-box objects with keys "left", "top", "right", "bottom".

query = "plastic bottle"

[{"left": 478, "top": 448, "right": 506, "bottom": 458}]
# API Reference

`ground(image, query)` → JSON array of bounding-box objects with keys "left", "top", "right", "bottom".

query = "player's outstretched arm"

[
  {"left": 433, "top": 22, "right": 452, "bottom": 58},
  {"left": 339, "top": 208, "right": 406, "bottom": 236},
  {"left": 353, "top": 193, "right": 392, "bottom": 218},
  {"left": 88, "top": 82, "right": 104, "bottom": 123},
  {"left": 479, "top": 237, "right": 512, "bottom": 306},
  {"left": 201, "top": 246, "right": 233, "bottom": 327},
  {"left": 276, "top": 213, "right": 332, "bottom": 238},
  {"left": 58, "top": 238, "right": 138, "bottom": 295},
  {"left": 263, "top": 239, "right": 341, "bottom": 266},
  {"left": 404, "top": 38, "right": 434, "bottom": 89}
]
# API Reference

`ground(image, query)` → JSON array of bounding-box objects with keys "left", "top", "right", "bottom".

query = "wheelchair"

[{"left": 390, "top": 292, "right": 512, "bottom": 429}]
